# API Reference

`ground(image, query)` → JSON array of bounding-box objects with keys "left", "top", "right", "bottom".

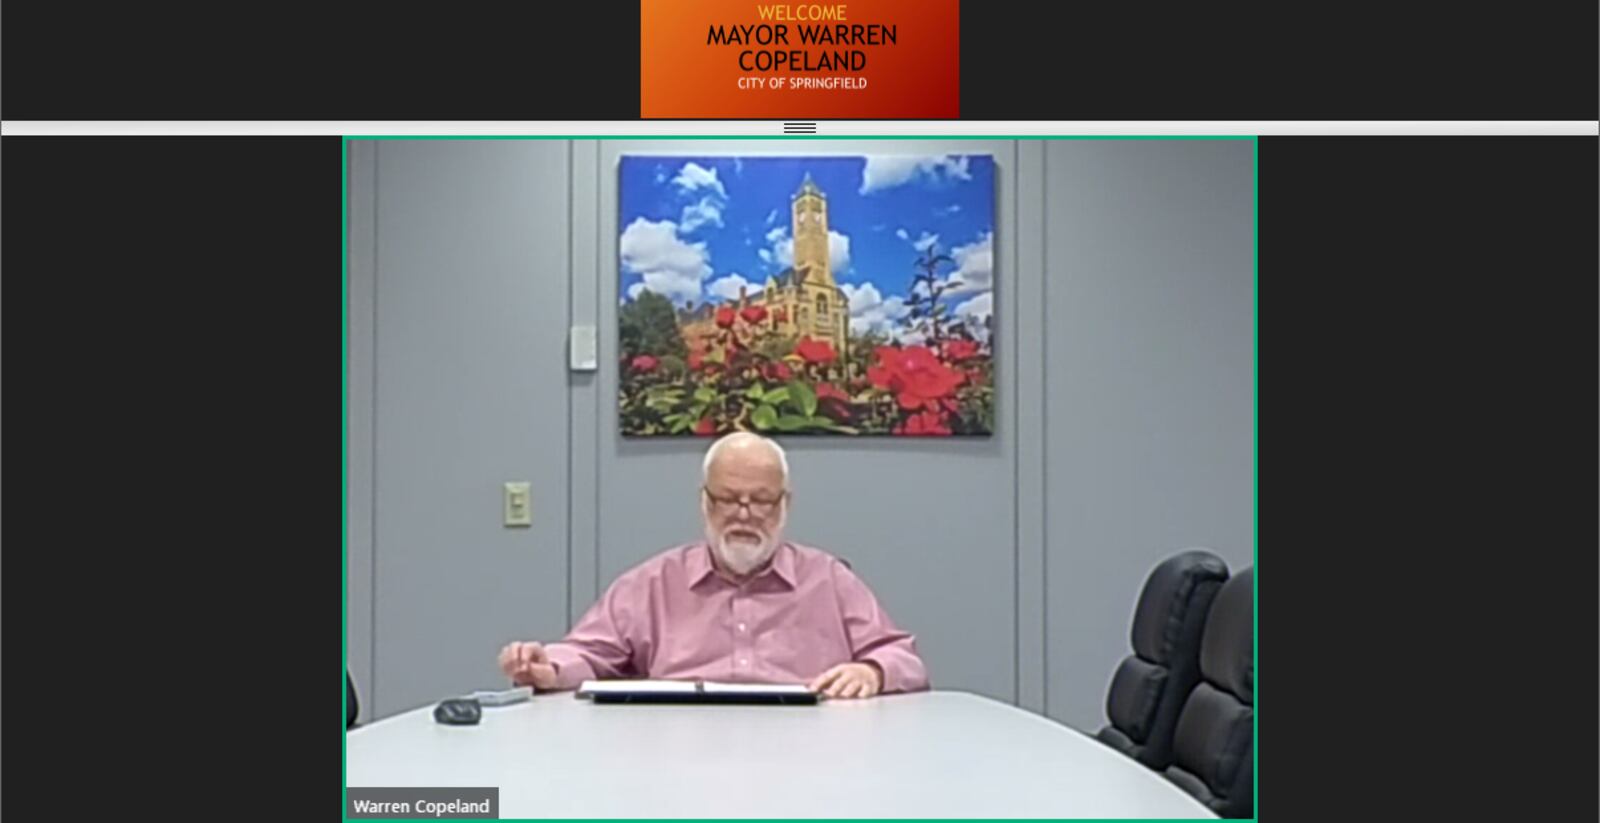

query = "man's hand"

[
  {"left": 497, "top": 641, "right": 559, "bottom": 690},
  {"left": 808, "top": 662, "right": 883, "bottom": 699}
]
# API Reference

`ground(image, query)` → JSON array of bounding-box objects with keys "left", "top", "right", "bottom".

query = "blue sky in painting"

[{"left": 619, "top": 154, "right": 995, "bottom": 341}]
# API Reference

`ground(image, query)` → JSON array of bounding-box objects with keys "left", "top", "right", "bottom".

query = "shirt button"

[
  {"left": 739, "top": 658, "right": 748, "bottom": 666},
  {"left": 737, "top": 623, "right": 747, "bottom": 632}
]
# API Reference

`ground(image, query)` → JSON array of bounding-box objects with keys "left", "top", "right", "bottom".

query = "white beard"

[{"left": 707, "top": 511, "right": 785, "bottom": 576}]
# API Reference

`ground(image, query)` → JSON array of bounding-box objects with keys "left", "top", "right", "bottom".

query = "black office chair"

[
  {"left": 347, "top": 671, "right": 360, "bottom": 729},
  {"left": 1164, "top": 566, "right": 1253, "bottom": 818},
  {"left": 1096, "top": 549, "right": 1230, "bottom": 769}
]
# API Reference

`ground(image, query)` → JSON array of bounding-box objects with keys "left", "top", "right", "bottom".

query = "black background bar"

[{"left": 2, "top": 1, "right": 1594, "bottom": 121}]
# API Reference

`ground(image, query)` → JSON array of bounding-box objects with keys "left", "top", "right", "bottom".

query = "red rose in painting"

[
  {"left": 687, "top": 348, "right": 705, "bottom": 370},
  {"left": 814, "top": 382, "right": 849, "bottom": 403},
  {"left": 765, "top": 361, "right": 794, "bottom": 382},
  {"left": 866, "top": 346, "right": 900, "bottom": 389},
  {"left": 795, "top": 337, "right": 837, "bottom": 365},
  {"left": 715, "top": 307, "right": 736, "bottom": 328},
  {"left": 900, "top": 410, "right": 952, "bottom": 436},
  {"left": 815, "top": 382, "right": 852, "bottom": 420},
  {"left": 869, "top": 345, "right": 964, "bottom": 411},
  {"left": 693, "top": 417, "right": 717, "bottom": 435},
  {"left": 740, "top": 305, "right": 768, "bottom": 325},
  {"left": 630, "top": 355, "right": 658, "bottom": 372},
  {"left": 942, "top": 339, "right": 980, "bottom": 361}
]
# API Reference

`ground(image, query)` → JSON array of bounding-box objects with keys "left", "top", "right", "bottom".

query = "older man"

[{"left": 497, "top": 432, "right": 929, "bottom": 699}]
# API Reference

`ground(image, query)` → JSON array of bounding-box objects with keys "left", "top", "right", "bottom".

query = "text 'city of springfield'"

[{"left": 708, "top": 5, "right": 896, "bottom": 72}]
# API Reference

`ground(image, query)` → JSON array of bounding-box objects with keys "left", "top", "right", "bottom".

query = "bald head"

[{"left": 702, "top": 432, "right": 789, "bottom": 489}]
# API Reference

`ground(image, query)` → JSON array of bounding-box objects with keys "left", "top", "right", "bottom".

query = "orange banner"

[{"left": 640, "top": 0, "right": 959, "bottom": 119}]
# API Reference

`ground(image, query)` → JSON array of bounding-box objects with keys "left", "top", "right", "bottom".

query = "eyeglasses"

[{"left": 702, "top": 487, "right": 787, "bottom": 516}]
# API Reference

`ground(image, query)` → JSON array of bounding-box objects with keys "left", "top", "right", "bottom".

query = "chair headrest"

[
  {"left": 1200, "top": 567, "right": 1253, "bottom": 703},
  {"left": 1131, "top": 549, "right": 1230, "bottom": 664}
]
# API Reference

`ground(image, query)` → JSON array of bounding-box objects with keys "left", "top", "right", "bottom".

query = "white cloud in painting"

[
  {"left": 678, "top": 196, "right": 724, "bottom": 234},
  {"left": 708, "top": 273, "right": 757, "bottom": 302},
  {"left": 859, "top": 155, "right": 973, "bottom": 194},
  {"left": 769, "top": 236, "right": 794, "bottom": 268},
  {"left": 761, "top": 226, "right": 791, "bottom": 269},
  {"left": 943, "top": 231, "right": 994, "bottom": 295},
  {"left": 911, "top": 231, "right": 941, "bottom": 253},
  {"left": 892, "top": 328, "right": 928, "bottom": 346},
  {"left": 670, "top": 162, "right": 728, "bottom": 200},
  {"left": 827, "top": 231, "right": 852, "bottom": 273},
  {"left": 953, "top": 292, "right": 994, "bottom": 341},
  {"left": 841, "top": 282, "right": 912, "bottom": 337},
  {"left": 620, "top": 217, "right": 711, "bottom": 305},
  {"left": 895, "top": 228, "right": 910, "bottom": 241}
]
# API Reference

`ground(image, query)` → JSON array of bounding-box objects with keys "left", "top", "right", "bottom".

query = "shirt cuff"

[
  {"left": 542, "top": 643, "right": 598, "bottom": 691},
  {"left": 858, "top": 652, "right": 903, "bottom": 694}
]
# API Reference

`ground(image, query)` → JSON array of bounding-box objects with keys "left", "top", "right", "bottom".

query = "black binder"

[{"left": 577, "top": 679, "right": 819, "bottom": 705}]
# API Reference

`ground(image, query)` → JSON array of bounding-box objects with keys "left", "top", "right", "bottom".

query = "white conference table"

[{"left": 347, "top": 690, "right": 1217, "bottom": 818}]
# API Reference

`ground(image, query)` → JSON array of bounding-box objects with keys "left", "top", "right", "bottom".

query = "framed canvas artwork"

[{"left": 619, "top": 154, "right": 995, "bottom": 436}]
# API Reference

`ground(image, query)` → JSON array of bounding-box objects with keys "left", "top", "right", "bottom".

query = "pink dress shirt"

[{"left": 543, "top": 541, "right": 930, "bottom": 694}]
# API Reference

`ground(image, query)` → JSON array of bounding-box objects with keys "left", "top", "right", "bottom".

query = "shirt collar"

[{"left": 689, "top": 541, "right": 797, "bottom": 590}]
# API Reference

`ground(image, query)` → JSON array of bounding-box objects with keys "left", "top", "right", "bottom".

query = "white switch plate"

[
  {"left": 569, "top": 325, "right": 597, "bottom": 372},
  {"left": 503, "top": 482, "right": 532, "bottom": 527}
]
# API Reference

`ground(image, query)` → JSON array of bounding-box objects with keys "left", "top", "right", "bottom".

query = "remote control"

[{"left": 466, "top": 686, "right": 533, "bottom": 706}]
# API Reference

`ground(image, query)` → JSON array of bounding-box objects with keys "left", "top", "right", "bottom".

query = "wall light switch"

[
  {"left": 569, "top": 325, "right": 598, "bottom": 372},
  {"left": 503, "top": 482, "right": 532, "bottom": 527}
]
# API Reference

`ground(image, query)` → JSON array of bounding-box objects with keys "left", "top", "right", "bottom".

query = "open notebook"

[{"left": 576, "top": 679, "right": 819, "bottom": 705}]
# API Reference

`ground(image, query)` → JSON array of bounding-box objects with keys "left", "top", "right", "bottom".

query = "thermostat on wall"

[{"left": 569, "top": 325, "right": 598, "bottom": 372}]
